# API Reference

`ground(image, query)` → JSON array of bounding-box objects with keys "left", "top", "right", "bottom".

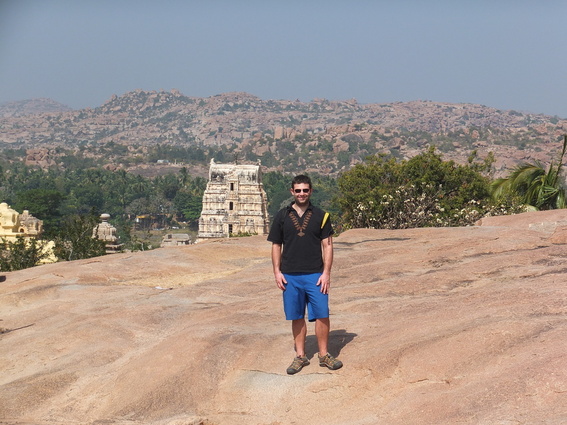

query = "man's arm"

[
  {"left": 317, "top": 236, "right": 333, "bottom": 294},
  {"left": 271, "top": 243, "right": 287, "bottom": 290}
]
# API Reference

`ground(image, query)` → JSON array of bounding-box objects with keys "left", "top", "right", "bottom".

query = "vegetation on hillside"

[
  {"left": 0, "top": 159, "right": 207, "bottom": 259},
  {"left": 4, "top": 90, "right": 566, "bottom": 179},
  {"left": 9, "top": 123, "right": 560, "bottom": 178},
  {"left": 0, "top": 135, "right": 565, "bottom": 271}
]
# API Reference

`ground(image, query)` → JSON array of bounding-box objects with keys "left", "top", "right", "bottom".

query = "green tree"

[
  {"left": 154, "top": 174, "right": 181, "bottom": 201},
  {"left": 263, "top": 171, "right": 292, "bottom": 218},
  {"left": 490, "top": 135, "right": 567, "bottom": 210},
  {"left": 403, "top": 146, "right": 490, "bottom": 214},
  {"left": 70, "top": 183, "right": 105, "bottom": 214},
  {"left": 179, "top": 167, "right": 190, "bottom": 187},
  {"left": 310, "top": 174, "right": 340, "bottom": 217},
  {"left": 53, "top": 214, "right": 107, "bottom": 261},
  {"left": 337, "top": 149, "right": 494, "bottom": 229},
  {"left": 336, "top": 154, "right": 402, "bottom": 228},
  {"left": 173, "top": 190, "right": 202, "bottom": 225},
  {"left": 0, "top": 236, "right": 50, "bottom": 271},
  {"left": 13, "top": 189, "right": 65, "bottom": 237}
]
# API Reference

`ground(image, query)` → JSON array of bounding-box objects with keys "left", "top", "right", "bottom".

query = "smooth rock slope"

[{"left": 1, "top": 210, "right": 567, "bottom": 425}]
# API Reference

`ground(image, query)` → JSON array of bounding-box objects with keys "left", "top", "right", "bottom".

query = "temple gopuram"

[{"left": 198, "top": 160, "right": 270, "bottom": 240}]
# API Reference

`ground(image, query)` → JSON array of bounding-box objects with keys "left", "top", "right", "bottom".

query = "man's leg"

[
  {"left": 315, "top": 317, "right": 330, "bottom": 356},
  {"left": 292, "top": 318, "right": 307, "bottom": 356},
  {"left": 316, "top": 317, "right": 343, "bottom": 370},
  {"left": 287, "top": 318, "right": 310, "bottom": 374}
]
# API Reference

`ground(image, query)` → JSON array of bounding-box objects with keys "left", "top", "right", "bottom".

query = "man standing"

[{"left": 268, "top": 174, "right": 343, "bottom": 374}]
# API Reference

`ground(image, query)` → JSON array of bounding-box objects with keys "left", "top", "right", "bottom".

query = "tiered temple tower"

[{"left": 198, "top": 160, "right": 270, "bottom": 240}]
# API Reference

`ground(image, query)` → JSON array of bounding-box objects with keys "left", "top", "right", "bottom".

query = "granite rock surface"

[{"left": 1, "top": 210, "right": 566, "bottom": 425}]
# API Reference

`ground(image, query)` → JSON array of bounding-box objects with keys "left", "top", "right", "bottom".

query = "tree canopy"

[{"left": 336, "top": 148, "right": 502, "bottom": 229}]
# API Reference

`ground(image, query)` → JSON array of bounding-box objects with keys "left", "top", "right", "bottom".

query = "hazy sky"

[{"left": 1, "top": 0, "right": 566, "bottom": 117}]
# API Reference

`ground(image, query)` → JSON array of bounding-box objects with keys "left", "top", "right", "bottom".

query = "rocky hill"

[
  {"left": 1, "top": 90, "right": 567, "bottom": 176},
  {"left": 1, "top": 209, "right": 566, "bottom": 424},
  {"left": 0, "top": 98, "right": 73, "bottom": 118}
]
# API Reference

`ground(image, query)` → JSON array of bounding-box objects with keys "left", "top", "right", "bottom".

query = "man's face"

[{"left": 291, "top": 183, "right": 312, "bottom": 206}]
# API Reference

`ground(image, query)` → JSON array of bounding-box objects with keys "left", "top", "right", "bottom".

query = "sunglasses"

[{"left": 294, "top": 188, "right": 311, "bottom": 193}]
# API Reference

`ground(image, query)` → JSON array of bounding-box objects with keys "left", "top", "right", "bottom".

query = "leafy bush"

[
  {"left": 0, "top": 237, "right": 51, "bottom": 271},
  {"left": 53, "top": 214, "right": 107, "bottom": 261},
  {"left": 336, "top": 148, "right": 521, "bottom": 230}
]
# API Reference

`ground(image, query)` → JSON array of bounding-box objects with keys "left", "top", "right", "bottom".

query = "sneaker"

[
  {"left": 286, "top": 355, "right": 310, "bottom": 375},
  {"left": 318, "top": 353, "right": 343, "bottom": 370}
]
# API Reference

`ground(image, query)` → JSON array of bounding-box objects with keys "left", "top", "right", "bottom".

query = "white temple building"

[{"left": 198, "top": 160, "right": 270, "bottom": 240}]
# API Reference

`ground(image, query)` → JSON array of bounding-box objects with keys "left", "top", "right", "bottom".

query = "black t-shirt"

[{"left": 267, "top": 202, "right": 334, "bottom": 274}]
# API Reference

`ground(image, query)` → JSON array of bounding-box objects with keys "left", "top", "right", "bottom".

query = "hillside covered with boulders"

[{"left": 2, "top": 90, "right": 567, "bottom": 177}]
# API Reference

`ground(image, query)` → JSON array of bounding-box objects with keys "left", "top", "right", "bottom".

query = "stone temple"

[
  {"left": 198, "top": 160, "right": 270, "bottom": 240},
  {"left": 92, "top": 213, "right": 123, "bottom": 254},
  {"left": 0, "top": 202, "right": 57, "bottom": 263},
  {"left": 0, "top": 202, "right": 43, "bottom": 241}
]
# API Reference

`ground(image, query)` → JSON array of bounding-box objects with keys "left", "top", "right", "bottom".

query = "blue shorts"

[{"left": 282, "top": 272, "right": 329, "bottom": 322}]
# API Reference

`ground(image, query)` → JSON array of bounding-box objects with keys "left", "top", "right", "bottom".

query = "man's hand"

[
  {"left": 275, "top": 271, "right": 287, "bottom": 291},
  {"left": 316, "top": 272, "right": 331, "bottom": 294},
  {"left": 318, "top": 236, "right": 333, "bottom": 295}
]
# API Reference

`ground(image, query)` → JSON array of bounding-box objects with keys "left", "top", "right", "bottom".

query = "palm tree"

[{"left": 491, "top": 135, "right": 567, "bottom": 210}]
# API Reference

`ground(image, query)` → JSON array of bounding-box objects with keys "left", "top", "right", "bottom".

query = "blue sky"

[{"left": 1, "top": 0, "right": 566, "bottom": 117}]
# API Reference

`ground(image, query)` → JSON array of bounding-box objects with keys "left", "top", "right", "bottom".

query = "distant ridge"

[
  {"left": 0, "top": 98, "right": 73, "bottom": 118},
  {"left": 1, "top": 90, "right": 567, "bottom": 176}
]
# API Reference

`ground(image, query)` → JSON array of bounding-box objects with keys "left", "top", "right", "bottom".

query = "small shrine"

[
  {"left": 161, "top": 233, "right": 192, "bottom": 247},
  {"left": 198, "top": 160, "right": 270, "bottom": 240},
  {"left": 92, "top": 213, "right": 123, "bottom": 253}
]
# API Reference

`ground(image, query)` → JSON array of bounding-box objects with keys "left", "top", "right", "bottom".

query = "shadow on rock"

[{"left": 305, "top": 329, "right": 357, "bottom": 359}]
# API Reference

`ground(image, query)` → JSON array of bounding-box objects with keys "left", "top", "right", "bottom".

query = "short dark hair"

[{"left": 291, "top": 174, "right": 312, "bottom": 189}]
